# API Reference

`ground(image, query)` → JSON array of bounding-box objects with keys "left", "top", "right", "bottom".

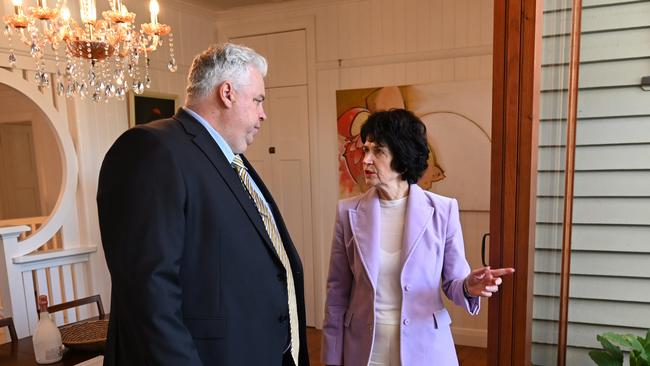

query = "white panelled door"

[
  {"left": 233, "top": 30, "right": 315, "bottom": 326},
  {"left": 246, "top": 86, "right": 315, "bottom": 326},
  {"left": 269, "top": 86, "right": 314, "bottom": 326},
  {"left": 0, "top": 122, "right": 42, "bottom": 220}
]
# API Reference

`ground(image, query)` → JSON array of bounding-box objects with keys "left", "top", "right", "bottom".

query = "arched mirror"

[
  {"left": 0, "top": 69, "right": 78, "bottom": 255},
  {"left": 0, "top": 84, "right": 62, "bottom": 242}
]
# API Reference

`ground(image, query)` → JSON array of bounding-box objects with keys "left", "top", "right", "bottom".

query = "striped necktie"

[{"left": 232, "top": 154, "right": 300, "bottom": 365}]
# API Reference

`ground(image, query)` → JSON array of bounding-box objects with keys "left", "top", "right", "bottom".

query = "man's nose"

[{"left": 259, "top": 108, "right": 267, "bottom": 121}]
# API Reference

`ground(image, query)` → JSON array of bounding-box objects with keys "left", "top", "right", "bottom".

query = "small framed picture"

[{"left": 128, "top": 92, "right": 178, "bottom": 128}]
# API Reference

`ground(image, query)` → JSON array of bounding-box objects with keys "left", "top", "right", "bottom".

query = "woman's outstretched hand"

[{"left": 464, "top": 266, "right": 515, "bottom": 297}]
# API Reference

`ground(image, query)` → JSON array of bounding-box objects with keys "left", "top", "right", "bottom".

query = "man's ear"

[{"left": 218, "top": 81, "right": 235, "bottom": 108}]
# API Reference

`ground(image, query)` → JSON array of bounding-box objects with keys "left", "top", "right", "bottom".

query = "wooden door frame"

[{"left": 488, "top": 0, "right": 543, "bottom": 365}]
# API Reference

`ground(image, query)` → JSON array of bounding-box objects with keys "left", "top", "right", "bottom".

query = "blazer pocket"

[
  {"left": 344, "top": 311, "right": 354, "bottom": 328},
  {"left": 432, "top": 308, "right": 452, "bottom": 329},
  {"left": 184, "top": 317, "right": 226, "bottom": 339}
]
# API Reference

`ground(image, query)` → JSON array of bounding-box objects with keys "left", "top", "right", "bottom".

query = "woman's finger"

[
  {"left": 470, "top": 266, "right": 490, "bottom": 279},
  {"left": 483, "top": 277, "right": 502, "bottom": 286},
  {"left": 489, "top": 267, "right": 515, "bottom": 277}
]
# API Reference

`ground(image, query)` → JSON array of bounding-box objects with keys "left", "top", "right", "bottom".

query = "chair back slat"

[
  {"left": 60, "top": 265, "right": 78, "bottom": 324},
  {"left": 47, "top": 266, "right": 65, "bottom": 325}
]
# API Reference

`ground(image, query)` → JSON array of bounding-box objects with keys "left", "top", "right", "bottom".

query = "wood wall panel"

[
  {"left": 538, "top": 171, "right": 650, "bottom": 196},
  {"left": 534, "top": 274, "right": 650, "bottom": 302},
  {"left": 315, "top": 5, "right": 339, "bottom": 61},
  {"left": 544, "top": 0, "right": 638, "bottom": 12},
  {"left": 543, "top": 28, "right": 650, "bottom": 64},
  {"left": 539, "top": 117, "right": 650, "bottom": 145},
  {"left": 543, "top": 1, "right": 650, "bottom": 35},
  {"left": 537, "top": 197, "right": 650, "bottom": 224},
  {"left": 542, "top": 59, "right": 650, "bottom": 90},
  {"left": 538, "top": 145, "right": 650, "bottom": 171},
  {"left": 535, "top": 250, "right": 650, "bottom": 277},
  {"left": 534, "top": 296, "right": 650, "bottom": 328},
  {"left": 536, "top": 223, "right": 650, "bottom": 252}
]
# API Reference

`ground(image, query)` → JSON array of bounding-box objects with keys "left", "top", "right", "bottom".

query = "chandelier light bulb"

[
  {"left": 80, "top": 0, "right": 97, "bottom": 23},
  {"left": 61, "top": 6, "right": 71, "bottom": 21},
  {"left": 11, "top": 0, "right": 22, "bottom": 6},
  {"left": 149, "top": 0, "right": 159, "bottom": 24}
]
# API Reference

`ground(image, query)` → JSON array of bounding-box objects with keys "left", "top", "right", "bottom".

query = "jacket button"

[
  {"left": 278, "top": 314, "right": 288, "bottom": 323},
  {"left": 277, "top": 272, "right": 286, "bottom": 281},
  {"left": 403, "top": 318, "right": 410, "bottom": 326},
  {"left": 404, "top": 284, "right": 411, "bottom": 292}
]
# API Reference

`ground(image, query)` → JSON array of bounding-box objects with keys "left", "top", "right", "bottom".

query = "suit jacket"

[
  {"left": 97, "top": 109, "right": 309, "bottom": 366},
  {"left": 321, "top": 185, "right": 479, "bottom": 366}
]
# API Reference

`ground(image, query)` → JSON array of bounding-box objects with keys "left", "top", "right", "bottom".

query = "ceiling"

[{"left": 185, "top": 0, "right": 292, "bottom": 11}]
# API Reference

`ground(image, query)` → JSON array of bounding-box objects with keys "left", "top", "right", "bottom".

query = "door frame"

[{"left": 488, "top": 0, "right": 543, "bottom": 365}]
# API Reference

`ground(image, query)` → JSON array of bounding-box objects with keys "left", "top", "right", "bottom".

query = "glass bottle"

[{"left": 32, "top": 294, "right": 64, "bottom": 364}]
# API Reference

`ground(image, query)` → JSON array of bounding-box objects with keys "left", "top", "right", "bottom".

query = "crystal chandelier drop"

[{"left": 3, "top": 0, "right": 177, "bottom": 102}]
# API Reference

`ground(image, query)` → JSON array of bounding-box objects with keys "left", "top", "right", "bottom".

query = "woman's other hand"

[{"left": 464, "top": 266, "right": 515, "bottom": 297}]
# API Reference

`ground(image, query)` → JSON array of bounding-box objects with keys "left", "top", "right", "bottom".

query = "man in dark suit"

[{"left": 97, "top": 43, "right": 309, "bottom": 366}]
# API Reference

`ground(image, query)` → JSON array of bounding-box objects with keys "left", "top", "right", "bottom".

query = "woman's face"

[{"left": 362, "top": 139, "right": 403, "bottom": 190}]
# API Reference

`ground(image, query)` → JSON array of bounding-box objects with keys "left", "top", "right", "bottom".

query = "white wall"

[{"left": 215, "top": 0, "right": 494, "bottom": 346}]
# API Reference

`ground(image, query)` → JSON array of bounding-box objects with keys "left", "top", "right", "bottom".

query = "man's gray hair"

[{"left": 186, "top": 43, "right": 268, "bottom": 101}]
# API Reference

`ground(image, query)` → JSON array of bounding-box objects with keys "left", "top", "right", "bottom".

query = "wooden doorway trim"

[{"left": 488, "top": 0, "right": 543, "bottom": 365}]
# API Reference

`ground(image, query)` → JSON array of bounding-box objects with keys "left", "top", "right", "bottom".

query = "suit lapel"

[
  {"left": 348, "top": 188, "right": 381, "bottom": 289},
  {"left": 173, "top": 110, "right": 279, "bottom": 262},
  {"left": 402, "top": 184, "right": 434, "bottom": 267}
]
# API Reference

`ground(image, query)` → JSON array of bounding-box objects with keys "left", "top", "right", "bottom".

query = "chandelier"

[{"left": 3, "top": 0, "right": 177, "bottom": 102}]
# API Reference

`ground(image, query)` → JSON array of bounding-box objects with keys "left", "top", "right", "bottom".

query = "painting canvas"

[
  {"left": 336, "top": 81, "right": 492, "bottom": 211},
  {"left": 129, "top": 92, "right": 177, "bottom": 127}
]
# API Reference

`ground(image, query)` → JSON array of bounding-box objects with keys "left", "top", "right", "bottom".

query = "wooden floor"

[{"left": 307, "top": 327, "right": 487, "bottom": 366}]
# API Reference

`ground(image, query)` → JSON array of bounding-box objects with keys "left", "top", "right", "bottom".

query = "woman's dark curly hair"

[{"left": 360, "top": 108, "right": 429, "bottom": 184}]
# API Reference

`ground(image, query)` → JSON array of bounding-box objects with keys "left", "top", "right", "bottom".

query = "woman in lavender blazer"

[{"left": 321, "top": 109, "right": 514, "bottom": 366}]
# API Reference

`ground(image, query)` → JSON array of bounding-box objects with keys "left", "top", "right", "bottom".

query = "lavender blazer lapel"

[
  {"left": 348, "top": 188, "right": 381, "bottom": 289},
  {"left": 402, "top": 184, "right": 435, "bottom": 267}
]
